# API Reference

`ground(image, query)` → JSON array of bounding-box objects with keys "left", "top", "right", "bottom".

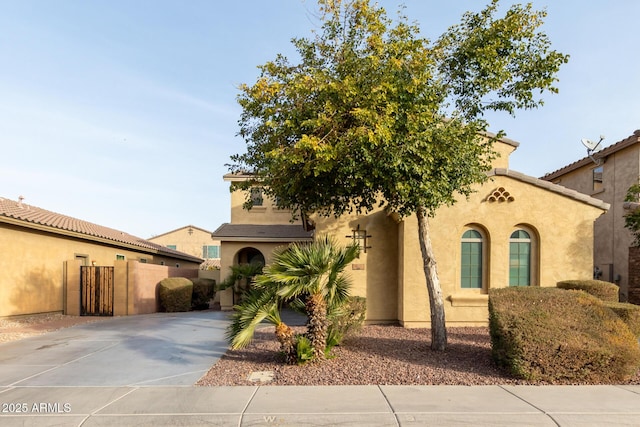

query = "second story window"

[
  {"left": 593, "top": 165, "right": 603, "bottom": 192},
  {"left": 203, "top": 245, "right": 220, "bottom": 258},
  {"left": 251, "top": 188, "right": 264, "bottom": 206}
]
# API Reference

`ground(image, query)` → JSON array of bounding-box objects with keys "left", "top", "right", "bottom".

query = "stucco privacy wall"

[
  {"left": 398, "top": 174, "right": 605, "bottom": 327},
  {"left": 65, "top": 260, "right": 200, "bottom": 316},
  {"left": 0, "top": 224, "right": 198, "bottom": 317}
]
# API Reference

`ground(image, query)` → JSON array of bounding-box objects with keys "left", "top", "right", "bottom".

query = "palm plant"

[{"left": 226, "top": 235, "right": 360, "bottom": 363}]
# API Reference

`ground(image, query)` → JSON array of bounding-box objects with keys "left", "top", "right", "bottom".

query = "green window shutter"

[{"left": 461, "top": 230, "right": 482, "bottom": 289}]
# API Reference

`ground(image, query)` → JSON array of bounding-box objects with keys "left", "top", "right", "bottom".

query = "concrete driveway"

[{"left": 0, "top": 310, "right": 230, "bottom": 386}]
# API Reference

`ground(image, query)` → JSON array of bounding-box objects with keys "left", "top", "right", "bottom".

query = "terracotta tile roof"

[
  {"left": 212, "top": 223, "right": 313, "bottom": 242},
  {"left": 541, "top": 130, "right": 640, "bottom": 181},
  {"left": 0, "top": 197, "right": 203, "bottom": 263},
  {"left": 488, "top": 169, "right": 610, "bottom": 210}
]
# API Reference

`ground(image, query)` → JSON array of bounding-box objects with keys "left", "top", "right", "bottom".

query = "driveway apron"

[{"left": 0, "top": 311, "right": 230, "bottom": 386}]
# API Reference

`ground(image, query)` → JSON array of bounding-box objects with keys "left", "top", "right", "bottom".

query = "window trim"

[
  {"left": 509, "top": 227, "right": 538, "bottom": 287},
  {"left": 460, "top": 226, "right": 488, "bottom": 292}
]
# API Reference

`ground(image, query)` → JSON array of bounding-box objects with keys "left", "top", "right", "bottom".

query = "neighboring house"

[
  {"left": 541, "top": 129, "right": 640, "bottom": 302},
  {"left": 214, "top": 135, "right": 609, "bottom": 327},
  {"left": 0, "top": 197, "right": 203, "bottom": 317},
  {"left": 149, "top": 225, "right": 221, "bottom": 270}
]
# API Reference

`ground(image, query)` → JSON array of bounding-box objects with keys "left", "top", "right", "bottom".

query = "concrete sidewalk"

[{"left": 0, "top": 384, "right": 639, "bottom": 426}]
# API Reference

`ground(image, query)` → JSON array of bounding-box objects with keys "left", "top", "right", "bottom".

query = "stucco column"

[
  {"left": 64, "top": 260, "right": 81, "bottom": 316},
  {"left": 220, "top": 287, "right": 234, "bottom": 311}
]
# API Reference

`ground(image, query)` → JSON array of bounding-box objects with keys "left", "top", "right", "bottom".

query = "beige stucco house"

[
  {"left": 215, "top": 135, "right": 609, "bottom": 327},
  {"left": 149, "top": 225, "right": 221, "bottom": 271},
  {"left": 542, "top": 130, "right": 640, "bottom": 302},
  {"left": 0, "top": 197, "right": 202, "bottom": 317}
]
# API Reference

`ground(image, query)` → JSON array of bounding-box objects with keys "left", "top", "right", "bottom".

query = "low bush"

[
  {"left": 326, "top": 296, "right": 367, "bottom": 351},
  {"left": 158, "top": 277, "right": 193, "bottom": 312},
  {"left": 191, "top": 278, "right": 216, "bottom": 310},
  {"left": 489, "top": 287, "right": 640, "bottom": 383},
  {"left": 605, "top": 301, "right": 640, "bottom": 338},
  {"left": 557, "top": 279, "right": 619, "bottom": 302}
]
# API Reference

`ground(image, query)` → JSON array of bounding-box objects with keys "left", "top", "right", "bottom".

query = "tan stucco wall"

[
  {"left": 547, "top": 145, "right": 640, "bottom": 300},
  {"left": 149, "top": 227, "right": 220, "bottom": 260},
  {"left": 312, "top": 209, "right": 399, "bottom": 323},
  {"left": 229, "top": 190, "right": 298, "bottom": 225},
  {"left": 397, "top": 174, "right": 604, "bottom": 327},
  {"left": 0, "top": 224, "right": 200, "bottom": 317}
]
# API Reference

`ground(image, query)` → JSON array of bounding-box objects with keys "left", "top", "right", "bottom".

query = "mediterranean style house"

[
  {"left": 149, "top": 225, "right": 221, "bottom": 270},
  {"left": 542, "top": 130, "right": 640, "bottom": 302},
  {"left": 214, "top": 135, "right": 609, "bottom": 327},
  {"left": 0, "top": 197, "right": 202, "bottom": 317}
]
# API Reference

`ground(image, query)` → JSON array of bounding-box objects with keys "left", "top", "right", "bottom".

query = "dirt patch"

[{"left": 0, "top": 313, "right": 111, "bottom": 343}]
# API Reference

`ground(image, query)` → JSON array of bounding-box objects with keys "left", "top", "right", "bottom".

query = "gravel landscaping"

[{"left": 196, "top": 324, "right": 640, "bottom": 386}]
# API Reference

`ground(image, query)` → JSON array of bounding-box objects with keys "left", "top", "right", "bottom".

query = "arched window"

[
  {"left": 509, "top": 230, "right": 531, "bottom": 286},
  {"left": 461, "top": 229, "right": 483, "bottom": 289}
]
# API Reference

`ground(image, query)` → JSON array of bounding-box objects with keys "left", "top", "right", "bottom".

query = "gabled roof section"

[
  {"left": 488, "top": 169, "right": 610, "bottom": 211},
  {"left": 212, "top": 223, "right": 313, "bottom": 242},
  {"left": 0, "top": 197, "right": 203, "bottom": 263},
  {"left": 149, "top": 224, "right": 213, "bottom": 240},
  {"left": 542, "top": 130, "right": 640, "bottom": 181}
]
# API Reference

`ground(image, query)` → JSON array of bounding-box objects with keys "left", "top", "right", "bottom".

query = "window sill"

[
  {"left": 448, "top": 294, "right": 488, "bottom": 307},
  {"left": 249, "top": 206, "right": 267, "bottom": 212}
]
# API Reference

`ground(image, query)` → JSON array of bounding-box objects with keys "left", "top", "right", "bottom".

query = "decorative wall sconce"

[{"left": 346, "top": 224, "right": 371, "bottom": 254}]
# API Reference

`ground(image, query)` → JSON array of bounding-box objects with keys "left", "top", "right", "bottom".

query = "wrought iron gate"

[{"left": 80, "top": 266, "right": 114, "bottom": 316}]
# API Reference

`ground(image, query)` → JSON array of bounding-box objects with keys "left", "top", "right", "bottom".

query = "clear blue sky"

[{"left": 2, "top": 1, "right": 639, "bottom": 238}]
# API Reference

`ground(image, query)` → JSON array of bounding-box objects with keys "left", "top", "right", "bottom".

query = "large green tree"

[{"left": 230, "top": 0, "right": 567, "bottom": 350}]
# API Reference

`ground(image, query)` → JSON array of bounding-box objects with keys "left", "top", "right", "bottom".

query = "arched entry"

[
  {"left": 230, "top": 247, "right": 266, "bottom": 304},
  {"left": 236, "top": 247, "right": 265, "bottom": 267}
]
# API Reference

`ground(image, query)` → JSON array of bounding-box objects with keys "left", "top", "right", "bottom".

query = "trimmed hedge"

[
  {"left": 489, "top": 287, "right": 640, "bottom": 383},
  {"left": 158, "top": 277, "right": 193, "bottom": 312},
  {"left": 191, "top": 278, "right": 216, "bottom": 310},
  {"left": 605, "top": 301, "right": 640, "bottom": 338},
  {"left": 557, "top": 279, "right": 619, "bottom": 302}
]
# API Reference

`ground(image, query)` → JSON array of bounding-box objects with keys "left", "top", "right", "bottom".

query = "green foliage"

[
  {"left": 605, "top": 301, "right": 640, "bottom": 338},
  {"left": 219, "top": 262, "right": 264, "bottom": 304},
  {"left": 231, "top": 0, "right": 567, "bottom": 219},
  {"left": 226, "top": 235, "right": 360, "bottom": 364},
  {"left": 624, "top": 183, "right": 640, "bottom": 246},
  {"left": 158, "top": 277, "right": 193, "bottom": 312},
  {"left": 489, "top": 287, "right": 640, "bottom": 383},
  {"left": 295, "top": 335, "right": 315, "bottom": 365},
  {"left": 191, "top": 278, "right": 216, "bottom": 310},
  {"left": 230, "top": 0, "right": 567, "bottom": 351},
  {"left": 327, "top": 296, "right": 367, "bottom": 341},
  {"left": 557, "top": 280, "right": 619, "bottom": 302}
]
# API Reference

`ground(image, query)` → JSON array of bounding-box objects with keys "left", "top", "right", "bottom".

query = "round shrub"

[
  {"left": 489, "top": 286, "right": 640, "bottom": 383},
  {"left": 557, "top": 279, "right": 619, "bottom": 302},
  {"left": 605, "top": 301, "right": 640, "bottom": 338},
  {"left": 191, "top": 278, "right": 216, "bottom": 310},
  {"left": 158, "top": 277, "right": 193, "bottom": 312}
]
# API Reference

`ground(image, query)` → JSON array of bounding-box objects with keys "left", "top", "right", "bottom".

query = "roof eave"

[{"left": 0, "top": 216, "right": 203, "bottom": 263}]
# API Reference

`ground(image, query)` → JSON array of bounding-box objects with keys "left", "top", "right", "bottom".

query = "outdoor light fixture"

[
  {"left": 188, "top": 227, "right": 194, "bottom": 235},
  {"left": 346, "top": 224, "right": 371, "bottom": 254}
]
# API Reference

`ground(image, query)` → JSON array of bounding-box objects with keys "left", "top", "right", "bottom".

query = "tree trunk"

[
  {"left": 306, "top": 292, "right": 328, "bottom": 361},
  {"left": 416, "top": 206, "right": 447, "bottom": 351},
  {"left": 275, "top": 322, "right": 297, "bottom": 365}
]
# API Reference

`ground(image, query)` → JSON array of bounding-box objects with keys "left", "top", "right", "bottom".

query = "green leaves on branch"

[{"left": 230, "top": 0, "right": 567, "bottom": 221}]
